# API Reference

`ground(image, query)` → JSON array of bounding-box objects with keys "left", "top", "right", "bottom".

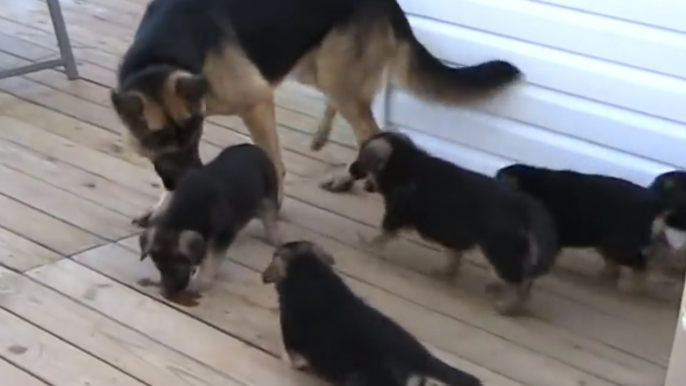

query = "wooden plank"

[
  {"left": 0, "top": 357, "right": 49, "bottom": 386},
  {"left": 665, "top": 281, "right": 686, "bottom": 386},
  {"left": 260, "top": 200, "right": 672, "bottom": 369},
  {"left": 0, "top": 138, "right": 149, "bottom": 217},
  {"left": 0, "top": 69, "right": 329, "bottom": 180},
  {"left": 0, "top": 112, "right": 159, "bottom": 197},
  {"left": 100, "top": 238, "right": 525, "bottom": 386},
  {"left": 0, "top": 29, "right": 677, "bottom": 361},
  {"left": 0, "top": 92, "right": 150, "bottom": 170},
  {"left": 0, "top": 266, "right": 246, "bottom": 386},
  {"left": 0, "top": 39, "right": 676, "bottom": 362},
  {"left": 0, "top": 227, "right": 61, "bottom": 272},
  {"left": 277, "top": 186, "right": 678, "bottom": 363},
  {"left": 26, "top": 258, "right": 326, "bottom": 386},
  {"left": 0, "top": 0, "right": 131, "bottom": 56},
  {"left": 0, "top": 163, "right": 135, "bottom": 240},
  {"left": 0, "top": 289, "right": 144, "bottom": 385},
  {"left": 88, "top": 240, "right": 621, "bottom": 386},
  {"left": 0, "top": 194, "right": 102, "bottom": 256}
]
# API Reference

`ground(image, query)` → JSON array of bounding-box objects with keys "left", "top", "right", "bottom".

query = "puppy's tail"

[
  {"left": 415, "top": 356, "right": 483, "bottom": 386},
  {"left": 523, "top": 201, "right": 560, "bottom": 279},
  {"left": 389, "top": 4, "right": 522, "bottom": 105}
]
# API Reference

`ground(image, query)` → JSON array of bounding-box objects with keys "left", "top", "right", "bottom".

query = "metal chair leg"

[{"left": 46, "top": 0, "right": 79, "bottom": 79}]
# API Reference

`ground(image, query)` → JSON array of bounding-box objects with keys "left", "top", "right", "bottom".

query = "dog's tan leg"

[
  {"left": 259, "top": 199, "right": 281, "bottom": 246},
  {"left": 320, "top": 101, "right": 380, "bottom": 193},
  {"left": 311, "top": 103, "right": 337, "bottom": 151},
  {"left": 241, "top": 101, "right": 285, "bottom": 205},
  {"left": 133, "top": 190, "right": 172, "bottom": 227}
]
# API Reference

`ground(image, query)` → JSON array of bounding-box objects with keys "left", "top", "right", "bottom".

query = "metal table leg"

[{"left": 0, "top": 0, "right": 79, "bottom": 80}]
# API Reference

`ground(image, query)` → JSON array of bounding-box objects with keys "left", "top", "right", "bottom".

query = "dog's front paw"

[
  {"left": 132, "top": 211, "right": 152, "bottom": 228},
  {"left": 320, "top": 175, "right": 355, "bottom": 193},
  {"left": 310, "top": 133, "right": 328, "bottom": 152}
]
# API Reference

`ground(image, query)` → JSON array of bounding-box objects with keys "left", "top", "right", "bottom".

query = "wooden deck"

[{"left": 0, "top": 1, "right": 682, "bottom": 385}]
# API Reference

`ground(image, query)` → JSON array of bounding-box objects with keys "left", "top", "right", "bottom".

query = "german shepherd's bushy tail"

[{"left": 389, "top": 4, "right": 522, "bottom": 104}]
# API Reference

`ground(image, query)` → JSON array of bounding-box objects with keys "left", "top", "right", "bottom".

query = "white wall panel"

[{"left": 376, "top": 0, "right": 686, "bottom": 186}]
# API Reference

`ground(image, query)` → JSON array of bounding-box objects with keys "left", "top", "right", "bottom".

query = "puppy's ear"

[
  {"left": 174, "top": 74, "right": 209, "bottom": 103},
  {"left": 139, "top": 228, "right": 155, "bottom": 261},
  {"left": 111, "top": 90, "right": 143, "bottom": 117},
  {"left": 178, "top": 230, "right": 205, "bottom": 263},
  {"left": 357, "top": 138, "right": 392, "bottom": 174},
  {"left": 309, "top": 243, "right": 336, "bottom": 266}
]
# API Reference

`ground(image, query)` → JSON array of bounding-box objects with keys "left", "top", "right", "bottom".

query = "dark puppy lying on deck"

[
  {"left": 348, "top": 132, "right": 559, "bottom": 315},
  {"left": 495, "top": 164, "right": 686, "bottom": 291},
  {"left": 138, "top": 143, "right": 280, "bottom": 296},
  {"left": 262, "top": 241, "right": 482, "bottom": 386}
]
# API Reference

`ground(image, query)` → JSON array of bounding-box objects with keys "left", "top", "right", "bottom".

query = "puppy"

[
  {"left": 649, "top": 170, "right": 686, "bottom": 209},
  {"left": 262, "top": 241, "right": 483, "bottom": 386},
  {"left": 348, "top": 132, "right": 559, "bottom": 315},
  {"left": 495, "top": 164, "right": 686, "bottom": 291},
  {"left": 139, "top": 143, "right": 280, "bottom": 295}
]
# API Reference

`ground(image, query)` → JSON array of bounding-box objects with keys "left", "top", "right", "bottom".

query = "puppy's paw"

[
  {"left": 485, "top": 276, "right": 505, "bottom": 293},
  {"left": 132, "top": 211, "right": 152, "bottom": 228},
  {"left": 284, "top": 350, "right": 310, "bottom": 371},
  {"left": 310, "top": 133, "right": 328, "bottom": 152},
  {"left": 357, "top": 232, "right": 388, "bottom": 257},
  {"left": 363, "top": 179, "right": 377, "bottom": 193},
  {"left": 430, "top": 267, "right": 458, "bottom": 282},
  {"left": 320, "top": 175, "right": 355, "bottom": 193},
  {"left": 495, "top": 295, "right": 525, "bottom": 316}
]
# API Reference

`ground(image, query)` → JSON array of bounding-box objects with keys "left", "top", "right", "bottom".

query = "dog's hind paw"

[{"left": 310, "top": 134, "right": 328, "bottom": 152}]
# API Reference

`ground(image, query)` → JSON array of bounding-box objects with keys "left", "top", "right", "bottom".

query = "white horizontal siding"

[
  {"left": 376, "top": 0, "right": 686, "bottom": 186},
  {"left": 402, "top": 0, "right": 686, "bottom": 79},
  {"left": 531, "top": 0, "right": 686, "bottom": 34}
]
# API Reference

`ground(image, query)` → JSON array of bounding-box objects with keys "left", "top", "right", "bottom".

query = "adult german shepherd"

[{"left": 111, "top": 0, "right": 522, "bottom": 224}]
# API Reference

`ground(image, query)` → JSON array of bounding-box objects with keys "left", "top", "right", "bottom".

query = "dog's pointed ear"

[
  {"left": 309, "top": 243, "right": 335, "bottom": 266},
  {"left": 139, "top": 229, "right": 155, "bottom": 261},
  {"left": 174, "top": 74, "right": 209, "bottom": 103},
  {"left": 178, "top": 230, "right": 206, "bottom": 263},
  {"left": 111, "top": 90, "right": 144, "bottom": 117}
]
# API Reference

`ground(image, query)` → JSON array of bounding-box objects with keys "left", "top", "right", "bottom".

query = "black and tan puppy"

[
  {"left": 649, "top": 170, "right": 686, "bottom": 209},
  {"left": 111, "top": 0, "right": 523, "bottom": 224},
  {"left": 348, "top": 132, "right": 559, "bottom": 315},
  {"left": 262, "top": 241, "right": 483, "bottom": 386},
  {"left": 496, "top": 164, "right": 686, "bottom": 291},
  {"left": 139, "top": 143, "right": 280, "bottom": 295}
]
